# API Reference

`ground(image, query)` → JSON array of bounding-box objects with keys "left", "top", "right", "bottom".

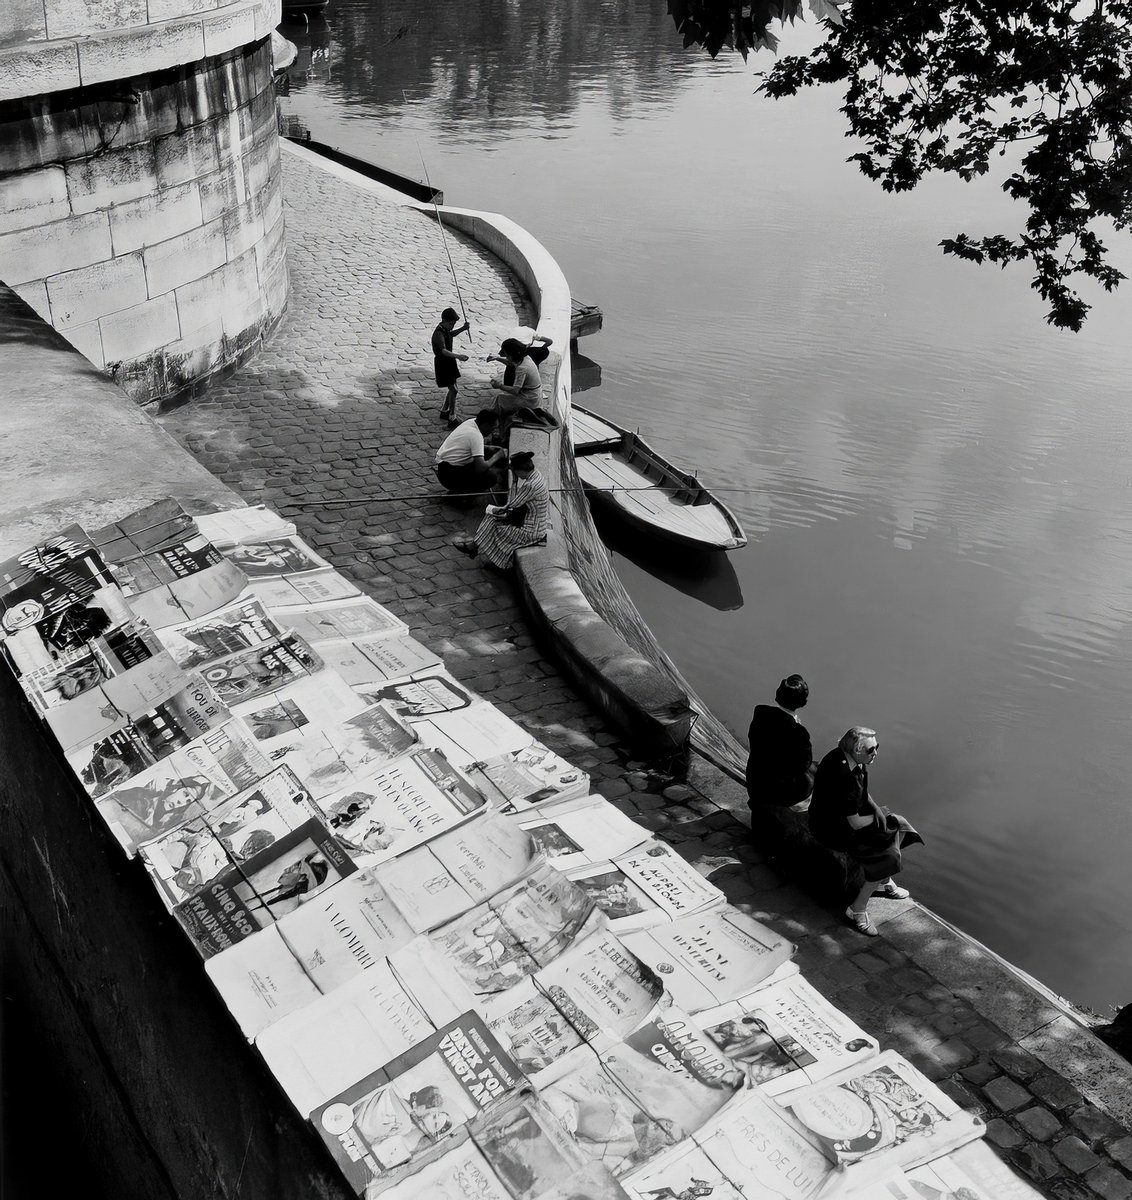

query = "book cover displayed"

[
  {"left": 285, "top": 702, "right": 419, "bottom": 799},
  {"left": 157, "top": 598, "right": 289, "bottom": 670},
  {"left": 310, "top": 1012, "right": 524, "bottom": 1196},
  {"left": 623, "top": 1089, "right": 831, "bottom": 1200},
  {"left": 245, "top": 568, "right": 361, "bottom": 608},
  {"left": 467, "top": 743, "right": 590, "bottom": 812},
  {"left": 67, "top": 675, "right": 230, "bottom": 798},
  {"left": 0, "top": 525, "right": 116, "bottom": 633},
  {"left": 175, "top": 817, "right": 357, "bottom": 958},
  {"left": 231, "top": 670, "right": 367, "bottom": 747},
  {"left": 623, "top": 909, "right": 796, "bottom": 1014},
  {"left": 510, "top": 795, "right": 648, "bottom": 872},
  {"left": 139, "top": 766, "right": 321, "bottom": 910},
  {"left": 107, "top": 531, "right": 224, "bottom": 593},
  {"left": 481, "top": 978, "right": 593, "bottom": 1082},
  {"left": 197, "top": 632, "right": 324, "bottom": 705},
  {"left": 204, "top": 925, "right": 322, "bottom": 1041},
  {"left": 92, "top": 717, "right": 270, "bottom": 853},
  {"left": 221, "top": 535, "right": 333, "bottom": 578},
  {"left": 319, "top": 632, "right": 442, "bottom": 687},
  {"left": 374, "top": 812, "right": 537, "bottom": 932},
  {"left": 565, "top": 842, "right": 725, "bottom": 933},
  {"left": 192, "top": 505, "right": 297, "bottom": 548},
  {"left": 407, "top": 698, "right": 532, "bottom": 769},
  {"left": 468, "top": 1099, "right": 635, "bottom": 1200},
  {"left": 316, "top": 747, "right": 487, "bottom": 865},
  {"left": 89, "top": 498, "right": 196, "bottom": 558},
  {"left": 255, "top": 960, "right": 437, "bottom": 1118},
  {"left": 374, "top": 1137, "right": 514, "bottom": 1200},
  {"left": 125, "top": 559, "right": 250, "bottom": 629},
  {"left": 275, "top": 866, "right": 420, "bottom": 994},
  {"left": 783, "top": 1050, "right": 984, "bottom": 1187},
  {"left": 423, "top": 864, "right": 598, "bottom": 999},
  {"left": 532, "top": 925, "right": 663, "bottom": 1045},
  {"left": 267, "top": 597, "right": 407, "bottom": 645},
  {"left": 353, "top": 671, "right": 477, "bottom": 721},
  {"left": 696, "top": 974, "right": 879, "bottom": 1098}
]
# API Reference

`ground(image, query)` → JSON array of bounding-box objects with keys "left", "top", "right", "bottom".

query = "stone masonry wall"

[{"left": 0, "top": 1, "right": 287, "bottom": 404}]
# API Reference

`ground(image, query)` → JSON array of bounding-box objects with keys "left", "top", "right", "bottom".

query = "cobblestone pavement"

[{"left": 157, "top": 148, "right": 1132, "bottom": 1200}]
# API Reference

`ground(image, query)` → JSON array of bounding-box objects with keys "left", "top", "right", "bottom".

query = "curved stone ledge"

[{"left": 0, "top": 0, "right": 280, "bottom": 101}]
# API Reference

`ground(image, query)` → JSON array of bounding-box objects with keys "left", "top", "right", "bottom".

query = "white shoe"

[
  {"left": 845, "top": 907, "right": 878, "bottom": 937},
  {"left": 872, "top": 881, "right": 910, "bottom": 900}
]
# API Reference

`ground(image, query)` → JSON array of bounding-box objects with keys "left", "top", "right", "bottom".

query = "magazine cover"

[
  {"left": 783, "top": 1050, "right": 984, "bottom": 1185},
  {"left": 139, "top": 766, "right": 320, "bottom": 909},
  {"left": 89, "top": 497, "right": 195, "bottom": 556},
  {"left": 316, "top": 747, "right": 487, "bottom": 865},
  {"left": 662, "top": 1090, "right": 831, "bottom": 1200},
  {"left": 245, "top": 568, "right": 361, "bottom": 608},
  {"left": 204, "top": 925, "right": 322, "bottom": 1041},
  {"left": 67, "top": 674, "right": 230, "bottom": 799},
  {"left": 353, "top": 671, "right": 476, "bottom": 720},
  {"left": 319, "top": 632, "right": 442, "bottom": 687},
  {"left": 275, "top": 866, "right": 419, "bottom": 993},
  {"left": 221, "top": 535, "right": 332, "bottom": 577},
  {"left": 622, "top": 1140, "right": 744, "bottom": 1200},
  {"left": 157, "top": 597, "right": 287, "bottom": 670},
  {"left": 374, "top": 812, "right": 537, "bottom": 932},
  {"left": 481, "top": 978, "right": 593, "bottom": 1082},
  {"left": 2, "top": 582, "right": 135, "bottom": 675},
  {"left": 40, "top": 649, "right": 189, "bottom": 754},
  {"left": 0, "top": 525, "right": 115, "bottom": 630},
  {"left": 92, "top": 717, "right": 270, "bottom": 853},
  {"left": 623, "top": 908, "right": 796, "bottom": 1014},
  {"left": 562, "top": 864, "right": 665, "bottom": 931},
  {"left": 175, "top": 817, "right": 357, "bottom": 958},
  {"left": 427, "top": 864, "right": 596, "bottom": 998},
  {"left": 271, "top": 598, "right": 407, "bottom": 644},
  {"left": 255, "top": 959, "right": 437, "bottom": 1118},
  {"left": 376, "top": 1139, "right": 514, "bottom": 1200},
  {"left": 108, "top": 532, "right": 224, "bottom": 592},
  {"left": 467, "top": 743, "right": 590, "bottom": 812},
  {"left": 297, "top": 703, "right": 419, "bottom": 797},
  {"left": 509, "top": 795, "right": 646, "bottom": 871},
  {"left": 609, "top": 842, "right": 725, "bottom": 923},
  {"left": 192, "top": 505, "right": 297, "bottom": 548},
  {"left": 125, "top": 558, "right": 250, "bottom": 629},
  {"left": 471, "top": 1098, "right": 635, "bottom": 1200},
  {"left": 533, "top": 925, "right": 663, "bottom": 1043},
  {"left": 231, "top": 669, "right": 366, "bottom": 747},
  {"left": 408, "top": 698, "right": 532, "bottom": 767},
  {"left": 696, "top": 974, "right": 878, "bottom": 1098},
  {"left": 198, "top": 633, "right": 323, "bottom": 705},
  {"left": 310, "top": 1012, "right": 524, "bottom": 1196}
]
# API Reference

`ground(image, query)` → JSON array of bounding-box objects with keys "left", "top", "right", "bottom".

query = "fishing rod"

[{"left": 404, "top": 90, "right": 470, "bottom": 332}]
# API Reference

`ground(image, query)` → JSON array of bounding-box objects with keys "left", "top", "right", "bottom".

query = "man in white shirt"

[{"left": 434, "top": 409, "right": 506, "bottom": 496}]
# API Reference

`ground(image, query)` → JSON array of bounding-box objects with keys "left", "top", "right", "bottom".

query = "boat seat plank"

[{"left": 570, "top": 409, "right": 622, "bottom": 450}]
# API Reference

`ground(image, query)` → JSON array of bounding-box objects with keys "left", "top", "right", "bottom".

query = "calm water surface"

[{"left": 278, "top": 0, "right": 1132, "bottom": 1010}]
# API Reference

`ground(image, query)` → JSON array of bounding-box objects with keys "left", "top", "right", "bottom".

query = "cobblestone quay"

[{"left": 158, "top": 145, "right": 1132, "bottom": 1200}]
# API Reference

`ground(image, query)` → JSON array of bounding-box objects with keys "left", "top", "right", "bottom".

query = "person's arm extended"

[
  {"left": 472, "top": 447, "right": 506, "bottom": 468},
  {"left": 440, "top": 345, "right": 468, "bottom": 361}
]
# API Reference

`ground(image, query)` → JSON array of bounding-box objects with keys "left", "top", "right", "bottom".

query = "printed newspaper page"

[
  {"left": 622, "top": 907, "right": 796, "bottom": 1014},
  {"left": 696, "top": 973, "right": 879, "bottom": 1098},
  {"left": 310, "top": 1012, "right": 524, "bottom": 1196}
]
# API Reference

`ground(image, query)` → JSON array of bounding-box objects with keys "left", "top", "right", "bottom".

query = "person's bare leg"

[{"left": 849, "top": 878, "right": 873, "bottom": 915}]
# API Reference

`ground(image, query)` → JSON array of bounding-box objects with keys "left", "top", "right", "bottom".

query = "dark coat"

[
  {"left": 744, "top": 705, "right": 816, "bottom": 808},
  {"left": 808, "top": 747, "right": 923, "bottom": 881}
]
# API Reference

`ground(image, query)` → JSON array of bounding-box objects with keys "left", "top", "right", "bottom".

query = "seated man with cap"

[
  {"left": 434, "top": 409, "right": 507, "bottom": 500},
  {"left": 745, "top": 674, "right": 817, "bottom": 813}
]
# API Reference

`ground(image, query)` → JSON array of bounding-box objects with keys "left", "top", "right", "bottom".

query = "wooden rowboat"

[{"left": 570, "top": 405, "right": 747, "bottom": 552}]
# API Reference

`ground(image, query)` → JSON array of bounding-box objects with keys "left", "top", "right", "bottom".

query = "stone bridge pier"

[{"left": 0, "top": 0, "right": 288, "bottom": 404}]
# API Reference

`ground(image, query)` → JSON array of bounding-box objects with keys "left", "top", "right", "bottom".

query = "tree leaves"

[{"left": 669, "top": 0, "right": 1132, "bottom": 329}]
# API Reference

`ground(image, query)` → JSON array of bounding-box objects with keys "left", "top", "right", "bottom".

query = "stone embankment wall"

[{"left": 0, "top": 0, "right": 287, "bottom": 404}]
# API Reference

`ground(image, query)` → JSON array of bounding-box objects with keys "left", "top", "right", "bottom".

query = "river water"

[{"left": 276, "top": 0, "right": 1132, "bottom": 1011}]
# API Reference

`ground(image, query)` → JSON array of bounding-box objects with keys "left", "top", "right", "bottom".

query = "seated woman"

[
  {"left": 487, "top": 332, "right": 553, "bottom": 384},
  {"left": 453, "top": 451, "right": 549, "bottom": 568},
  {"left": 490, "top": 337, "right": 545, "bottom": 415}
]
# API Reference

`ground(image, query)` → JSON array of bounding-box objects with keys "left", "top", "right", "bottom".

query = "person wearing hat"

[
  {"left": 744, "top": 674, "right": 817, "bottom": 813},
  {"left": 453, "top": 450, "right": 549, "bottom": 568}
]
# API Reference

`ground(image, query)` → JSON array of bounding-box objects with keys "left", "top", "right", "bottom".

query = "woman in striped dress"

[{"left": 454, "top": 451, "right": 549, "bottom": 568}]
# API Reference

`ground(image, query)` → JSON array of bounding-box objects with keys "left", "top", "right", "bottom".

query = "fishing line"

[
  {"left": 403, "top": 90, "right": 470, "bottom": 331},
  {"left": 291, "top": 484, "right": 766, "bottom": 508}
]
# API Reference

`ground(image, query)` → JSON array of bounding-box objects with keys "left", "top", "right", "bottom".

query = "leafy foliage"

[{"left": 668, "top": 0, "right": 1132, "bottom": 329}]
